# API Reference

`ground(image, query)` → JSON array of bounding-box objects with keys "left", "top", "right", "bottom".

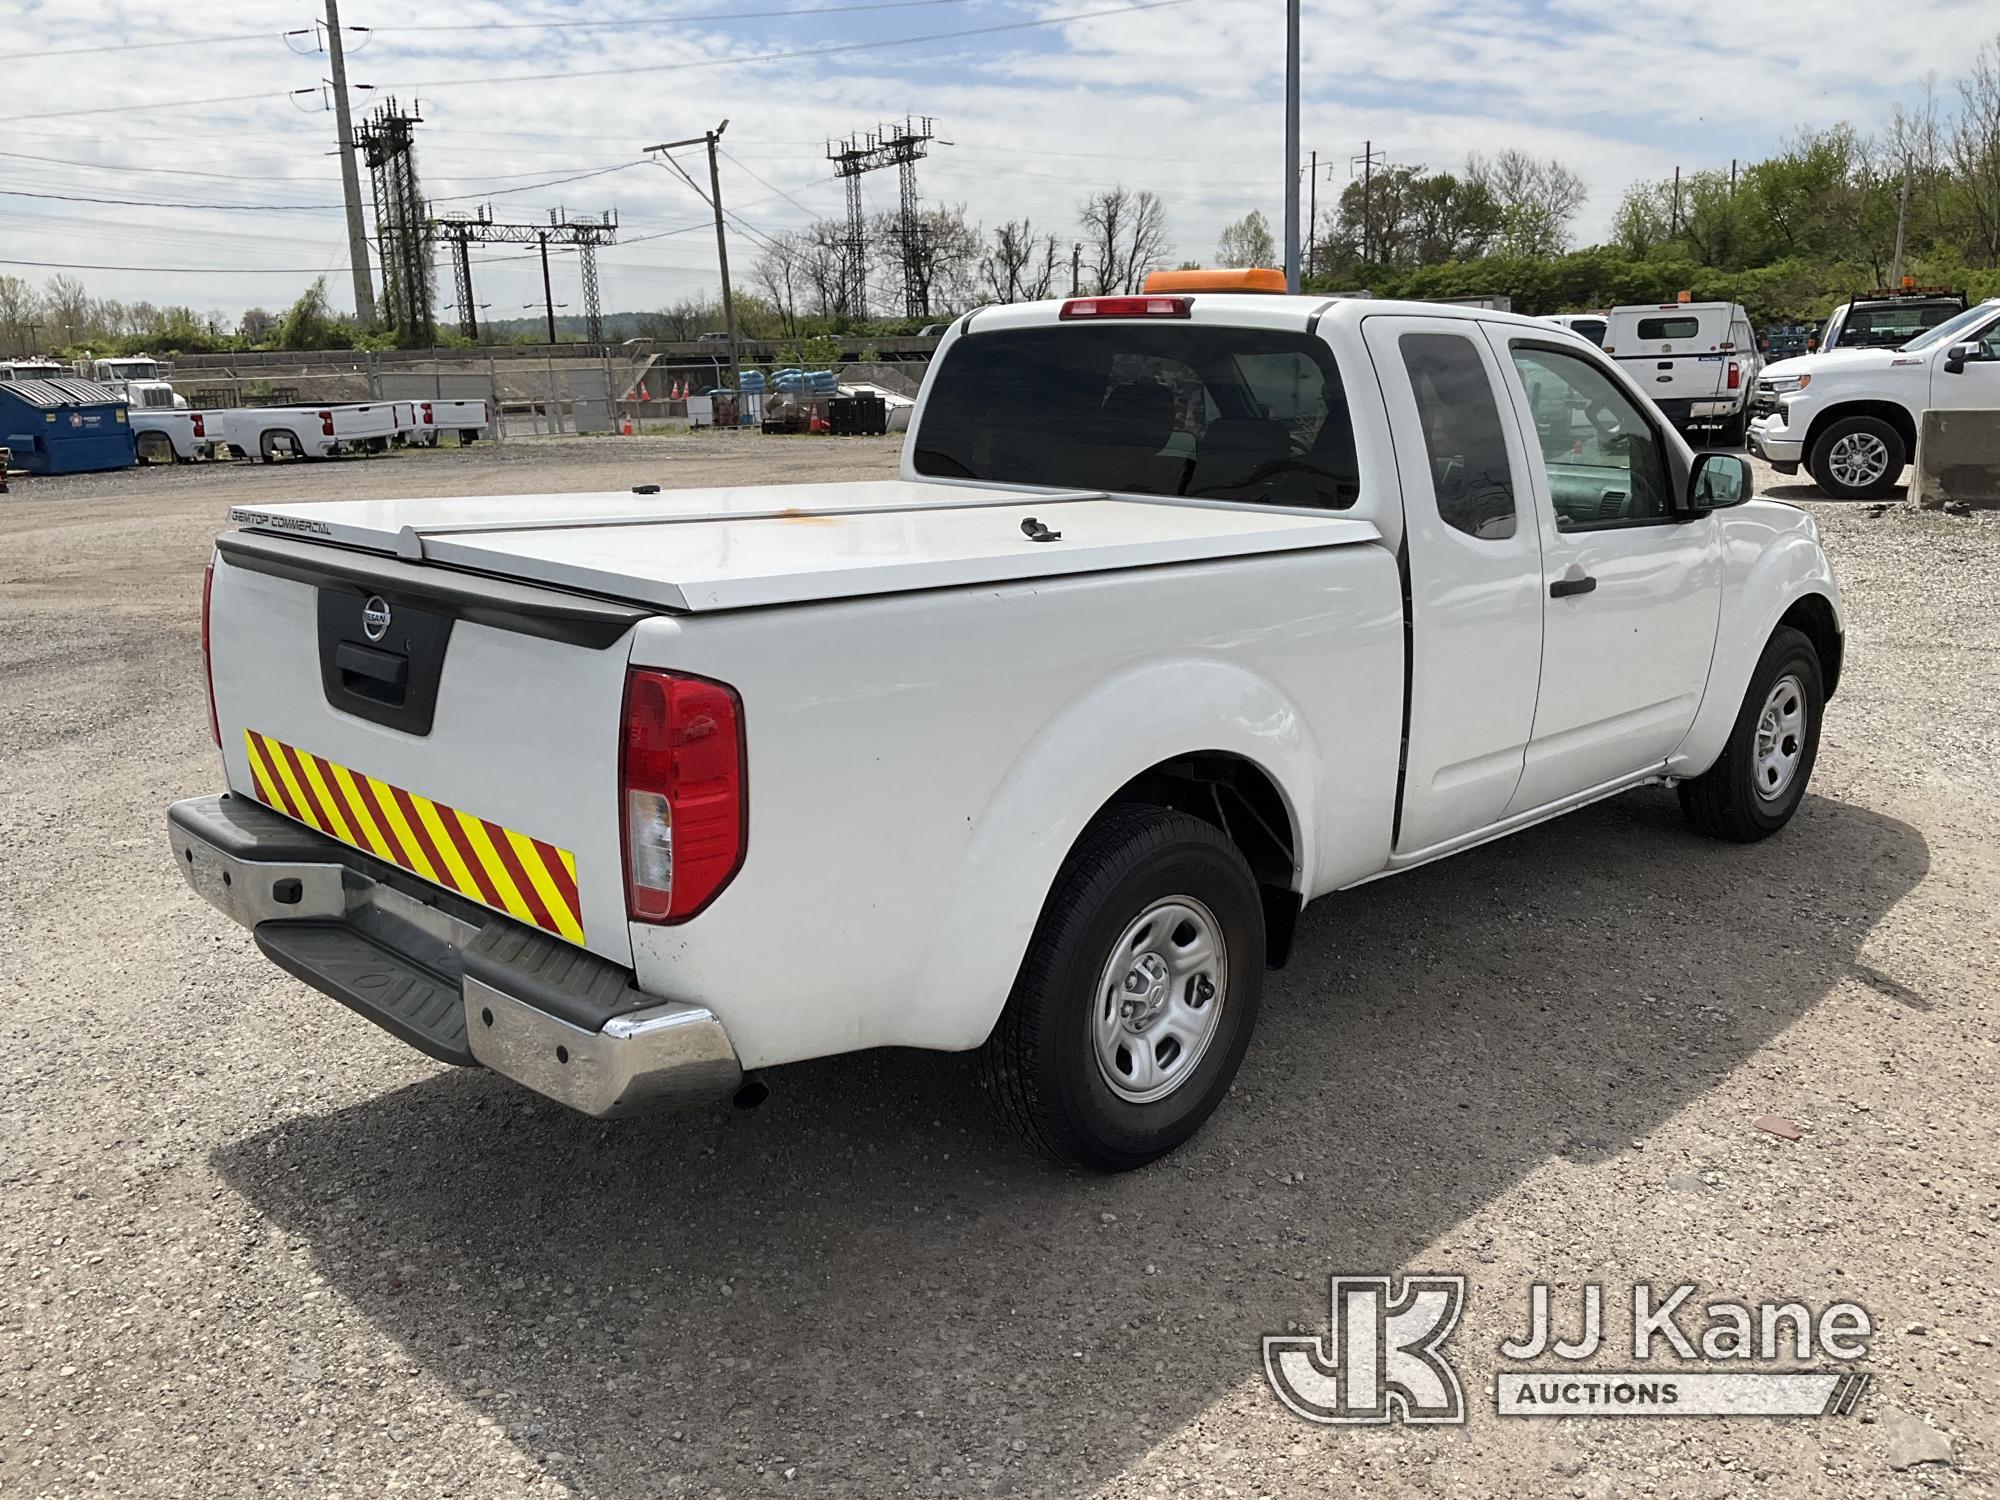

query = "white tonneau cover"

[{"left": 227, "top": 479, "right": 1379, "bottom": 612}]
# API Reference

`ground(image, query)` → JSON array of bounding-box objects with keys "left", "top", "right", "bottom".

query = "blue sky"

[{"left": 5, "top": 0, "right": 1995, "bottom": 321}]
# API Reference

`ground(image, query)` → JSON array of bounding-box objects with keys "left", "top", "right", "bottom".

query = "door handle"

[{"left": 1550, "top": 574, "right": 1597, "bottom": 599}]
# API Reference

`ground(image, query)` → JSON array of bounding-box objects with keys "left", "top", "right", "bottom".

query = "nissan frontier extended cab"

[{"left": 170, "top": 284, "right": 1843, "bottom": 1170}]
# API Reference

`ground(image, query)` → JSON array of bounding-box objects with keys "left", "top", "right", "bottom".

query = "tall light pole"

[
  {"left": 1283, "top": 0, "right": 1301, "bottom": 291},
  {"left": 324, "top": 0, "right": 377, "bottom": 328},
  {"left": 645, "top": 122, "right": 743, "bottom": 420}
]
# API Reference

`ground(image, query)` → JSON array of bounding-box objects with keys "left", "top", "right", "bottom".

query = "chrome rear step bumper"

[{"left": 167, "top": 794, "right": 742, "bottom": 1117}]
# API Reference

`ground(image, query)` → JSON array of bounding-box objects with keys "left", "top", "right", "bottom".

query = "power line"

[
  {"left": 0, "top": 90, "right": 288, "bottom": 125},
  {"left": 0, "top": 147, "right": 339, "bottom": 186},
  {"left": 4, "top": 0, "right": 1196, "bottom": 126},
  {"left": 391, "top": 0, "right": 1199, "bottom": 90},
  {"left": 377, "top": 0, "right": 979, "bottom": 34},
  {"left": 0, "top": 185, "right": 346, "bottom": 213},
  {"left": 14, "top": 29, "right": 272, "bottom": 60}
]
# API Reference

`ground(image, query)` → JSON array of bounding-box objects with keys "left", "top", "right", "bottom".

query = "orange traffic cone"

[{"left": 620, "top": 414, "right": 635, "bottom": 436}]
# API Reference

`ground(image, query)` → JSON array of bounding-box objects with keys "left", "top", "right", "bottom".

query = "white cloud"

[{"left": 5, "top": 0, "right": 1990, "bottom": 320}]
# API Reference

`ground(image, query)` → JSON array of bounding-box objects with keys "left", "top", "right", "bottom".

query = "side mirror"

[
  {"left": 1687, "top": 451, "right": 1753, "bottom": 513},
  {"left": 1943, "top": 341, "right": 1979, "bottom": 375}
]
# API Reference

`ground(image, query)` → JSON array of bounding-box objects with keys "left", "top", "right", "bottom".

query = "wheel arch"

[
  {"left": 1802, "top": 400, "right": 1916, "bottom": 467},
  {"left": 1779, "top": 590, "right": 1842, "bottom": 699},
  {"left": 910, "top": 656, "right": 1323, "bottom": 1050},
  {"left": 1671, "top": 531, "right": 1843, "bottom": 780}
]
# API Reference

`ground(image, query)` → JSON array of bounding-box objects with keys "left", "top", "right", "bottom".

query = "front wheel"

[
  {"left": 1808, "top": 415, "right": 1904, "bottom": 499},
  {"left": 977, "top": 805, "right": 1265, "bottom": 1171},
  {"left": 1679, "top": 625, "right": 1824, "bottom": 841}
]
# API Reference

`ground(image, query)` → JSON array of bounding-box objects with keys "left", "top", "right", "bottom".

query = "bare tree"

[
  {"left": 872, "top": 204, "right": 983, "bottom": 317},
  {"left": 0, "top": 275, "right": 39, "bottom": 356},
  {"left": 752, "top": 231, "right": 806, "bottom": 337},
  {"left": 984, "top": 219, "right": 1038, "bottom": 302},
  {"left": 41, "top": 274, "right": 91, "bottom": 346},
  {"left": 1949, "top": 35, "right": 2000, "bottom": 266},
  {"left": 1469, "top": 150, "right": 1587, "bottom": 258},
  {"left": 798, "top": 219, "right": 858, "bottom": 321},
  {"left": 1077, "top": 187, "right": 1171, "bottom": 293},
  {"left": 1215, "top": 210, "right": 1277, "bottom": 268}
]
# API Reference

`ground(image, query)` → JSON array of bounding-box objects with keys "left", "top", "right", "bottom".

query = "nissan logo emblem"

[{"left": 361, "top": 596, "right": 393, "bottom": 642}]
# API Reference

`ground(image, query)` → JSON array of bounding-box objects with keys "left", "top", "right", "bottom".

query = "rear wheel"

[
  {"left": 136, "top": 431, "right": 175, "bottom": 465},
  {"left": 1808, "top": 415, "right": 1904, "bottom": 499},
  {"left": 977, "top": 805, "right": 1264, "bottom": 1171},
  {"left": 1679, "top": 625, "right": 1824, "bottom": 841},
  {"left": 258, "top": 430, "right": 286, "bottom": 464}
]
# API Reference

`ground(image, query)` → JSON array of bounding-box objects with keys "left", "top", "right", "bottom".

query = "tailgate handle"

[{"left": 335, "top": 640, "right": 409, "bottom": 703}]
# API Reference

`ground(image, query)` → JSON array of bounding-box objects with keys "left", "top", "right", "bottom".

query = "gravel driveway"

[{"left": 2, "top": 437, "right": 1993, "bottom": 1497}]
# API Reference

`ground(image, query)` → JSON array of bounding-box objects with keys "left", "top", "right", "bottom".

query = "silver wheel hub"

[
  {"left": 1753, "top": 673, "right": 1807, "bottom": 803},
  {"left": 1094, "top": 897, "right": 1227, "bottom": 1105},
  {"left": 1826, "top": 431, "right": 1888, "bottom": 488}
]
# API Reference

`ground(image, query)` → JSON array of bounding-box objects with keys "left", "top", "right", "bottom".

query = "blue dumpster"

[{"left": 0, "top": 378, "right": 136, "bottom": 475}]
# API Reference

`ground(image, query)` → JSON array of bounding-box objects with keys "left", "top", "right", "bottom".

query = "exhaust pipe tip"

[{"left": 731, "top": 1076, "right": 770, "bottom": 1112}]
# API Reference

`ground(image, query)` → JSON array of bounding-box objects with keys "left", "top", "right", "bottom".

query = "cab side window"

[
  {"left": 1399, "top": 332, "right": 1517, "bottom": 540},
  {"left": 1509, "top": 345, "right": 1671, "bottom": 528}
]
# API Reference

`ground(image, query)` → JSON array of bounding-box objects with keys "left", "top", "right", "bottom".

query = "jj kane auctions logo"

[{"left": 1265, "top": 1277, "right": 1874, "bottom": 1424}]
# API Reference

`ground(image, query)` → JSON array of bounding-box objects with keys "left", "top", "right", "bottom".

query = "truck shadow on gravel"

[{"left": 215, "top": 786, "right": 1927, "bottom": 1497}]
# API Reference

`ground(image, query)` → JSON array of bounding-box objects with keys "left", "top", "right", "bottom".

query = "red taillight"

[
  {"left": 1058, "top": 295, "right": 1191, "bottom": 320},
  {"left": 191, "top": 412, "right": 205, "bottom": 438},
  {"left": 1727, "top": 361, "right": 1741, "bottom": 390},
  {"left": 620, "top": 670, "right": 746, "bottom": 923},
  {"left": 201, "top": 562, "right": 219, "bottom": 746},
  {"left": 421, "top": 402, "right": 434, "bottom": 424},
  {"left": 319, "top": 409, "right": 334, "bottom": 436}
]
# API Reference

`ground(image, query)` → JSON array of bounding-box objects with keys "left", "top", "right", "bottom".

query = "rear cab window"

[
  {"left": 1635, "top": 316, "right": 1702, "bottom": 342},
  {"left": 912, "top": 323, "right": 1359, "bottom": 510}
]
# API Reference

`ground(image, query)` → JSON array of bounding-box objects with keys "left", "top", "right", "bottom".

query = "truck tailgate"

[{"left": 207, "top": 536, "right": 647, "bottom": 966}]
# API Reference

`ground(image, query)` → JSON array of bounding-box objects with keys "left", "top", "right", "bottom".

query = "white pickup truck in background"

[
  {"left": 213, "top": 403, "right": 400, "bottom": 462},
  {"left": 410, "top": 397, "right": 490, "bottom": 447},
  {"left": 169, "top": 288, "right": 1843, "bottom": 1170},
  {"left": 1750, "top": 297, "right": 2000, "bottom": 497}
]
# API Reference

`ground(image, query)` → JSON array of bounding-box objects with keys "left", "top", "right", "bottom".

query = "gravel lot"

[{"left": 2, "top": 436, "right": 1994, "bottom": 1498}]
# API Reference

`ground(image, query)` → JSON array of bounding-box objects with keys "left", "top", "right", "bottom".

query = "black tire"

[
  {"left": 136, "top": 431, "right": 175, "bottom": 465},
  {"left": 1679, "top": 625, "right": 1824, "bottom": 842},
  {"left": 1717, "top": 410, "right": 1747, "bottom": 449},
  {"left": 1807, "top": 414, "right": 1904, "bottom": 499},
  {"left": 977, "top": 805, "right": 1265, "bottom": 1171}
]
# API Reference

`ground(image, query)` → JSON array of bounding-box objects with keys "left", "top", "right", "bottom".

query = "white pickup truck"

[
  {"left": 1750, "top": 297, "right": 2000, "bottom": 498},
  {"left": 130, "top": 408, "right": 224, "bottom": 464},
  {"left": 214, "top": 403, "right": 400, "bottom": 462},
  {"left": 168, "top": 288, "right": 1844, "bottom": 1169}
]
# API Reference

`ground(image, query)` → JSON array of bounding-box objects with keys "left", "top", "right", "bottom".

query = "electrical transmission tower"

[
  {"left": 826, "top": 116, "right": 937, "bottom": 319},
  {"left": 355, "top": 98, "right": 433, "bottom": 340},
  {"left": 425, "top": 207, "right": 619, "bottom": 343}
]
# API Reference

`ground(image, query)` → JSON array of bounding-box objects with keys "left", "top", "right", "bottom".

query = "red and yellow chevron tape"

[{"left": 242, "top": 729, "right": 584, "bottom": 944}]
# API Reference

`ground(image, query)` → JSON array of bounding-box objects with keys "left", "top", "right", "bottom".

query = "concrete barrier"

[{"left": 1913, "top": 409, "right": 2000, "bottom": 510}]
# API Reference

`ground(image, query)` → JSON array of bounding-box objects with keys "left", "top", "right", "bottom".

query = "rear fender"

[{"left": 910, "top": 656, "right": 1321, "bottom": 1050}]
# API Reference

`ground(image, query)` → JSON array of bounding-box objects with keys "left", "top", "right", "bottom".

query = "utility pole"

[
  {"left": 1071, "top": 242, "right": 1081, "bottom": 296},
  {"left": 1350, "top": 141, "right": 1384, "bottom": 266},
  {"left": 323, "top": 0, "right": 376, "bottom": 328},
  {"left": 538, "top": 232, "right": 556, "bottom": 344},
  {"left": 1890, "top": 164, "right": 1911, "bottom": 284},
  {"left": 1671, "top": 165, "right": 1681, "bottom": 236},
  {"left": 1283, "top": 0, "right": 1301, "bottom": 291},
  {"left": 645, "top": 123, "right": 742, "bottom": 419},
  {"left": 1306, "top": 149, "right": 1318, "bottom": 279}
]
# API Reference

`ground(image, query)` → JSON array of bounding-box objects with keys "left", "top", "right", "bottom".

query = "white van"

[{"left": 1603, "top": 302, "right": 1760, "bottom": 444}]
